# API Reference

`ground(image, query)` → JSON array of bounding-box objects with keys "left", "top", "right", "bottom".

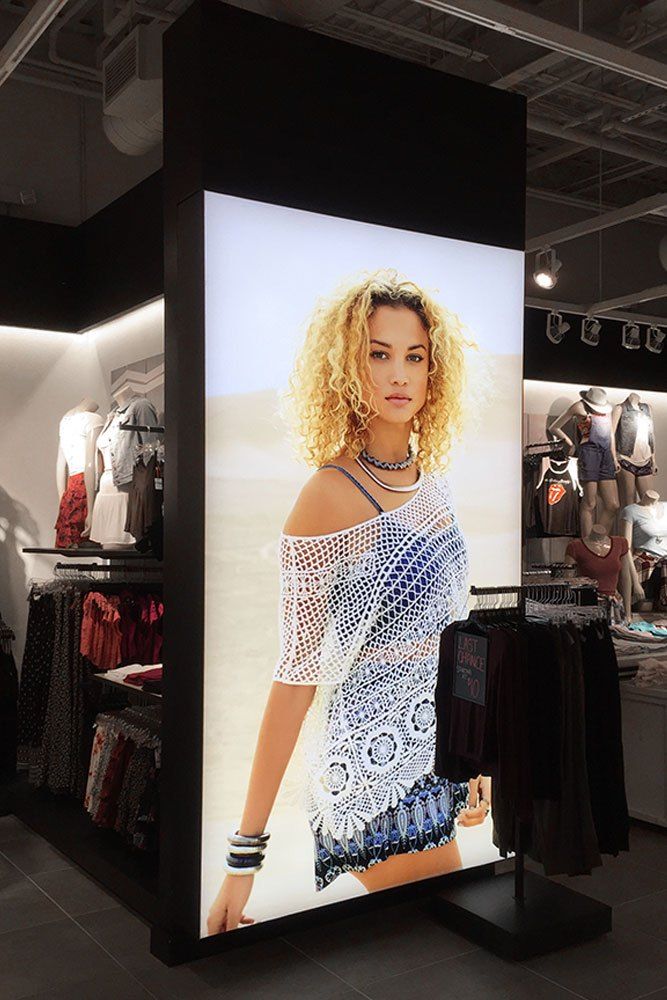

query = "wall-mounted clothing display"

[
  {"left": 17, "top": 582, "right": 163, "bottom": 809},
  {"left": 80, "top": 590, "right": 163, "bottom": 673},
  {"left": 85, "top": 706, "right": 160, "bottom": 851},
  {"left": 565, "top": 536, "right": 628, "bottom": 596}
]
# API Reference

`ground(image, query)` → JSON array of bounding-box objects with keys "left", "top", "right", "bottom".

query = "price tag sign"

[{"left": 453, "top": 629, "right": 487, "bottom": 707}]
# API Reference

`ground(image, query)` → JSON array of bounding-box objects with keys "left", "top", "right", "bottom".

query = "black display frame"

[{"left": 158, "top": 0, "right": 526, "bottom": 963}]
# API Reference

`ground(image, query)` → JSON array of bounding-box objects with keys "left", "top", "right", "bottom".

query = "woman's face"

[{"left": 365, "top": 305, "right": 430, "bottom": 425}]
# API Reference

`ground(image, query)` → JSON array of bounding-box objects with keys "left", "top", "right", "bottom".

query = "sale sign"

[{"left": 453, "top": 630, "right": 488, "bottom": 707}]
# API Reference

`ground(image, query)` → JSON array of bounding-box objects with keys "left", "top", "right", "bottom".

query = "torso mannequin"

[
  {"left": 55, "top": 397, "right": 103, "bottom": 546},
  {"left": 548, "top": 388, "right": 620, "bottom": 538},
  {"left": 565, "top": 524, "right": 637, "bottom": 618},
  {"left": 612, "top": 393, "right": 656, "bottom": 508}
]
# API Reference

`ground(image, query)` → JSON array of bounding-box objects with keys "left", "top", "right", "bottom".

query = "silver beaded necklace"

[
  {"left": 355, "top": 456, "right": 423, "bottom": 493},
  {"left": 360, "top": 445, "right": 414, "bottom": 471}
]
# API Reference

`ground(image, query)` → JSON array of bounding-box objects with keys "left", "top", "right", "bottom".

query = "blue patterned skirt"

[{"left": 313, "top": 773, "right": 469, "bottom": 891}]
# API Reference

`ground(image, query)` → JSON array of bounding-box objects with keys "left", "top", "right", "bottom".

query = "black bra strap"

[{"left": 319, "top": 464, "right": 384, "bottom": 514}]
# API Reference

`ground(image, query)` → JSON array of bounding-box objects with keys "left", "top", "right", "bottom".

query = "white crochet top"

[{"left": 273, "top": 472, "right": 468, "bottom": 841}]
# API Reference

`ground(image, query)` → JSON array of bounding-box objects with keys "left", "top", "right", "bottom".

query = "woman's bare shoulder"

[{"left": 283, "top": 460, "right": 366, "bottom": 537}]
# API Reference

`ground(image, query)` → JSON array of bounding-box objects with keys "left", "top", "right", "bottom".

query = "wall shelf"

[{"left": 23, "top": 547, "right": 159, "bottom": 560}]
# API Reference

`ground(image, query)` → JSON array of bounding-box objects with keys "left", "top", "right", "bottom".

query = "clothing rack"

[
  {"left": 54, "top": 562, "right": 162, "bottom": 573},
  {"left": 119, "top": 423, "right": 165, "bottom": 434},
  {"left": 434, "top": 584, "right": 612, "bottom": 959}
]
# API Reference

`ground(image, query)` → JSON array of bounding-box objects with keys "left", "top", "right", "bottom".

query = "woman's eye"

[
  {"left": 408, "top": 354, "right": 425, "bottom": 363},
  {"left": 370, "top": 350, "right": 389, "bottom": 359}
]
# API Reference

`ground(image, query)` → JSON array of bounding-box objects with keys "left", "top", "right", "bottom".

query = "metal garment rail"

[{"left": 433, "top": 583, "right": 611, "bottom": 959}]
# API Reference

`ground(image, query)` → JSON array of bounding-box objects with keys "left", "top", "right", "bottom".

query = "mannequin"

[
  {"left": 622, "top": 490, "right": 667, "bottom": 612},
  {"left": 112, "top": 383, "right": 137, "bottom": 409},
  {"left": 612, "top": 393, "right": 657, "bottom": 509},
  {"left": 548, "top": 387, "right": 620, "bottom": 538},
  {"left": 565, "top": 523, "right": 640, "bottom": 622},
  {"left": 55, "top": 397, "right": 103, "bottom": 547},
  {"left": 89, "top": 385, "right": 159, "bottom": 548}
]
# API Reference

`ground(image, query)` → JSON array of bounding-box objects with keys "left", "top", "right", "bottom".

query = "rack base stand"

[{"left": 433, "top": 870, "right": 611, "bottom": 960}]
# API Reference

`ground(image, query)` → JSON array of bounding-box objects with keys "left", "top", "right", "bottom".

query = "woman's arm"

[
  {"left": 207, "top": 682, "right": 314, "bottom": 935},
  {"left": 548, "top": 403, "right": 577, "bottom": 456},
  {"left": 208, "top": 469, "right": 349, "bottom": 935},
  {"left": 238, "top": 680, "right": 315, "bottom": 836}
]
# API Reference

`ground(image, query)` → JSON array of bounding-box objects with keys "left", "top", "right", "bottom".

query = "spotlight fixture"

[
  {"left": 546, "top": 311, "right": 570, "bottom": 344},
  {"left": 646, "top": 325, "right": 666, "bottom": 354},
  {"left": 622, "top": 322, "right": 641, "bottom": 350},
  {"left": 581, "top": 317, "right": 601, "bottom": 347},
  {"left": 533, "top": 247, "right": 562, "bottom": 290}
]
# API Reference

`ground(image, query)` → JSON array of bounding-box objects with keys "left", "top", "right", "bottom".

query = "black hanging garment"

[
  {"left": 435, "top": 613, "right": 628, "bottom": 879},
  {"left": 0, "top": 643, "right": 18, "bottom": 783},
  {"left": 17, "top": 589, "right": 56, "bottom": 771},
  {"left": 534, "top": 457, "right": 581, "bottom": 538}
]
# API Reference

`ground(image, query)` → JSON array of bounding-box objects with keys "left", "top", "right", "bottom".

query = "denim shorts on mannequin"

[{"left": 578, "top": 442, "right": 616, "bottom": 482}]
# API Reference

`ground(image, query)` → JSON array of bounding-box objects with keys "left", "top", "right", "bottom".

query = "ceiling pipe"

[
  {"left": 493, "top": 50, "right": 567, "bottom": 90},
  {"left": 0, "top": 0, "right": 69, "bottom": 88},
  {"left": 525, "top": 297, "right": 667, "bottom": 326},
  {"left": 48, "top": 0, "right": 101, "bottom": 81},
  {"left": 337, "top": 8, "right": 488, "bottom": 62},
  {"left": 586, "top": 285, "right": 667, "bottom": 316},
  {"left": 527, "top": 193, "right": 667, "bottom": 252},
  {"left": 528, "top": 113, "right": 667, "bottom": 170},
  {"left": 413, "top": 0, "right": 667, "bottom": 90},
  {"left": 527, "top": 142, "right": 586, "bottom": 172},
  {"left": 11, "top": 67, "right": 102, "bottom": 99}
]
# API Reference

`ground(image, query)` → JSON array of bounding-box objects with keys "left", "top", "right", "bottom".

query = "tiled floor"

[{"left": 0, "top": 814, "right": 666, "bottom": 999}]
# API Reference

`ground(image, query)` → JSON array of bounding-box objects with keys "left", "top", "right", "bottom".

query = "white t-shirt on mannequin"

[{"left": 59, "top": 411, "right": 104, "bottom": 475}]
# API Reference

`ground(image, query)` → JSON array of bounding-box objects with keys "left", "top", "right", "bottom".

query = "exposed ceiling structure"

[{"left": 2, "top": 0, "right": 667, "bottom": 321}]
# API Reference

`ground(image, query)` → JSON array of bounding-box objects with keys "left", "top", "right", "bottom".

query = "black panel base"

[{"left": 433, "top": 870, "right": 611, "bottom": 960}]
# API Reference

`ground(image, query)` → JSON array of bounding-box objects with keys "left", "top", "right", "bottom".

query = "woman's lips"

[{"left": 386, "top": 396, "right": 411, "bottom": 407}]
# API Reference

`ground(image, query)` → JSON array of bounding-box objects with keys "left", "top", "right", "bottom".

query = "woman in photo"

[{"left": 208, "top": 270, "right": 490, "bottom": 934}]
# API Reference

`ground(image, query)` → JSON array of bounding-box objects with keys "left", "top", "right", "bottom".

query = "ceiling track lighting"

[
  {"left": 533, "top": 247, "right": 562, "bottom": 290},
  {"left": 646, "top": 325, "right": 666, "bottom": 354},
  {"left": 581, "top": 317, "right": 601, "bottom": 347},
  {"left": 622, "top": 321, "right": 641, "bottom": 350},
  {"left": 546, "top": 310, "right": 570, "bottom": 344}
]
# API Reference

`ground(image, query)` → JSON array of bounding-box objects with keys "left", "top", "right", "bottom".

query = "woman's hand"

[
  {"left": 456, "top": 775, "right": 492, "bottom": 828},
  {"left": 633, "top": 582, "right": 645, "bottom": 601},
  {"left": 207, "top": 875, "right": 255, "bottom": 935}
]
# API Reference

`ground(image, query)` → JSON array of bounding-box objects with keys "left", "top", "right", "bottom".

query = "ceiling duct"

[{"left": 102, "top": 23, "right": 163, "bottom": 155}]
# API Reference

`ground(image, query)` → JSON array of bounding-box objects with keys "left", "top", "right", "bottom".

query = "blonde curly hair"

[{"left": 282, "top": 270, "right": 475, "bottom": 474}]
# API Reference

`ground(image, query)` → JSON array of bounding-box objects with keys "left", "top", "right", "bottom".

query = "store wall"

[{"left": 0, "top": 300, "right": 164, "bottom": 665}]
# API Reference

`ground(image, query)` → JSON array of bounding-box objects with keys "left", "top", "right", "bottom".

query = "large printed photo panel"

[{"left": 202, "top": 192, "right": 524, "bottom": 937}]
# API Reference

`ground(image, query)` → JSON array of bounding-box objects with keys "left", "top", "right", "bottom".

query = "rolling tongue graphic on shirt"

[{"left": 547, "top": 482, "right": 566, "bottom": 506}]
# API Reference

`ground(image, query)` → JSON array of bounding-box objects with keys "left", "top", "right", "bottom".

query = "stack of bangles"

[{"left": 225, "top": 830, "right": 270, "bottom": 876}]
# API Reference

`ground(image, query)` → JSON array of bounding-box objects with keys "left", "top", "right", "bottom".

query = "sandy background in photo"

[{"left": 201, "top": 353, "right": 521, "bottom": 931}]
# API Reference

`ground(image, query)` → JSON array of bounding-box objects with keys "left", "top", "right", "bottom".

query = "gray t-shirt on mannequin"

[{"left": 622, "top": 503, "right": 667, "bottom": 558}]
